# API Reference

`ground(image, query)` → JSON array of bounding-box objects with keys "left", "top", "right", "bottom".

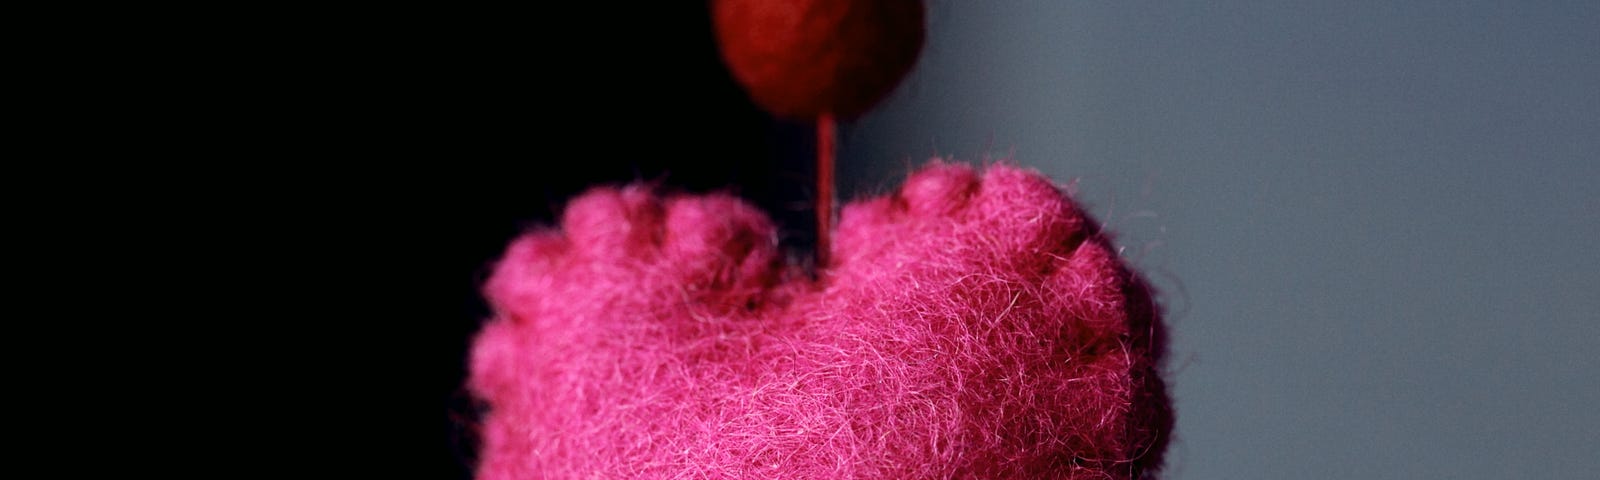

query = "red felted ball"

[{"left": 713, "top": 0, "right": 925, "bottom": 119}]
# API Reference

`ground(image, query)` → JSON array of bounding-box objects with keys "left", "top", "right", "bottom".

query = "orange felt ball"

[{"left": 713, "top": 0, "right": 925, "bottom": 120}]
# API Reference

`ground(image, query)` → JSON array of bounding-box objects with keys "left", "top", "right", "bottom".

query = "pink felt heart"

[{"left": 470, "top": 163, "right": 1172, "bottom": 479}]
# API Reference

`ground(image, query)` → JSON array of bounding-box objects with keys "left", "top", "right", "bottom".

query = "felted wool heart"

[{"left": 470, "top": 162, "right": 1173, "bottom": 479}]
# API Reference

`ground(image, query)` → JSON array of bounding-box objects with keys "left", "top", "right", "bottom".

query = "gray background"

[{"left": 841, "top": 1, "right": 1599, "bottom": 478}]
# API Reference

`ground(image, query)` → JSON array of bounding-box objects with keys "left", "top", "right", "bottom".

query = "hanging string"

[{"left": 816, "top": 114, "right": 836, "bottom": 268}]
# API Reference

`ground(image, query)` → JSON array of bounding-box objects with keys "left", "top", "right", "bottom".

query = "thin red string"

[{"left": 817, "top": 114, "right": 835, "bottom": 268}]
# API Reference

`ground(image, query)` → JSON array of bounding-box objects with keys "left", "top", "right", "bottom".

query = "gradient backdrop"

[{"left": 841, "top": 1, "right": 1599, "bottom": 478}]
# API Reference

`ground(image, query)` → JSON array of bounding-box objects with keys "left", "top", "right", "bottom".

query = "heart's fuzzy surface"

[{"left": 470, "top": 163, "right": 1172, "bottom": 479}]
